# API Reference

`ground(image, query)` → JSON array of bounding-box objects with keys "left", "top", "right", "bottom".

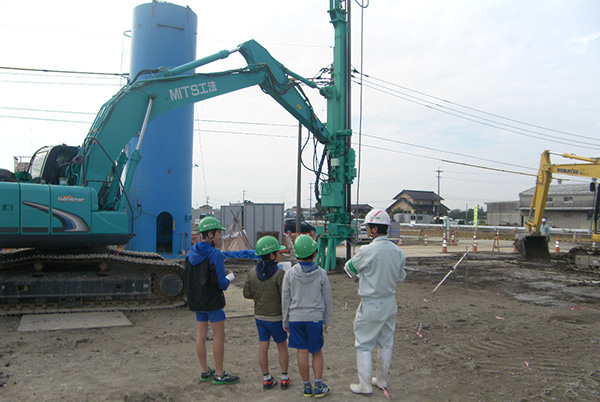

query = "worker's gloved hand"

[{"left": 344, "top": 259, "right": 357, "bottom": 278}]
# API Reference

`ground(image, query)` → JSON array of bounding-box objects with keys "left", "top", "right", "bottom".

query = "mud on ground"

[{"left": 1, "top": 252, "right": 599, "bottom": 402}]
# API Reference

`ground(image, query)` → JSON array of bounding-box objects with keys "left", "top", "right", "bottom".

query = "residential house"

[
  {"left": 387, "top": 190, "right": 449, "bottom": 224},
  {"left": 351, "top": 204, "right": 373, "bottom": 219}
]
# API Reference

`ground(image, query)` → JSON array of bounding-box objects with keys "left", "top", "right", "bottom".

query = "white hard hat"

[
  {"left": 542, "top": 218, "right": 547, "bottom": 222},
  {"left": 364, "top": 209, "right": 391, "bottom": 226}
]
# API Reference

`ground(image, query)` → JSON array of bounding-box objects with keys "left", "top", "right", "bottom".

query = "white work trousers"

[{"left": 354, "top": 296, "right": 397, "bottom": 352}]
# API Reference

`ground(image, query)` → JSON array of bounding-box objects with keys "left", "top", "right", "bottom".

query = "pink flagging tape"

[
  {"left": 376, "top": 384, "right": 393, "bottom": 399},
  {"left": 416, "top": 322, "right": 423, "bottom": 338},
  {"left": 495, "top": 316, "right": 505, "bottom": 320},
  {"left": 571, "top": 304, "right": 584, "bottom": 311},
  {"left": 342, "top": 303, "right": 348, "bottom": 311}
]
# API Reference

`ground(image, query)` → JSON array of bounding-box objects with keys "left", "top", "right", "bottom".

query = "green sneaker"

[
  {"left": 313, "top": 383, "right": 330, "bottom": 398},
  {"left": 212, "top": 371, "right": 240, "bottom": 385},
  {"left": 200, "top": 367, "right": 215, "bottom": 382}
]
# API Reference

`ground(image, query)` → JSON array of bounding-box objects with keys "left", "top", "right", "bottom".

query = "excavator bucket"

[{"left": 514, "top": 234, "right": 551, "bottom": 261}]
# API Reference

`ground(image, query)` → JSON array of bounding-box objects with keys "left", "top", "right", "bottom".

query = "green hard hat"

[
  {"left": 294, "top": 235, "right": 318, "bottom": 259},
  {"left": 197, "top": 216, "right": 225, "bottom": 233},
  {"left": 255, "top": 235, "right": 286, "bottom": 256}
]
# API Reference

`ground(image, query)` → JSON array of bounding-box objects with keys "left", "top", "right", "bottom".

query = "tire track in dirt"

[{"left": 429, "top": 325, "right": 600, "bottom": 400}]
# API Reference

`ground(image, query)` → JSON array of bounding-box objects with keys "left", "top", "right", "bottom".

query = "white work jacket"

[{"left": 350, "top": 236, "right": 406, "bottom": 299}]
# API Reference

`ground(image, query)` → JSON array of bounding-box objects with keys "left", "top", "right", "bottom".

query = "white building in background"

[
  {"left": 519, "top": 183, "right": 597, "bottom": 230},
  {"left": 486, "top": 201, "right": 521, "bottom": 226}
]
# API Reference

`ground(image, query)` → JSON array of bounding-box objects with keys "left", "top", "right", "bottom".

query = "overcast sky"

[{"left": 1, "top": 0, "right": 599, "bottom": 212}]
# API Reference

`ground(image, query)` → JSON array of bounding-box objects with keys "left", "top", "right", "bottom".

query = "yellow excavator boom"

[
  {"left": 518, "top": 150, "right": 600, "bottom": 262},
  {"left": 525, "top": 150, "right": 600, "bottom": 237}
]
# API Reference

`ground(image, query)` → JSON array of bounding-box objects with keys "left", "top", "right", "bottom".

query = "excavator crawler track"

[
  {"left": 567, "top": 246, "right": 600, "bottom": 272},
  {"left": 0, "top": 248, "right": 185, "bottom": 316}
]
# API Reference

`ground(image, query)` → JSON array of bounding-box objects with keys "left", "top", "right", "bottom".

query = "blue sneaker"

[
  {"left": 313, "top": 383, "right": 331, "bottom": 398},
  {"left": 303, "top": 384, "right": 313, "bottom": 397}
]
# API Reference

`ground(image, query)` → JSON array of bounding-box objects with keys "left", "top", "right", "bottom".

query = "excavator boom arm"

[
  {"left": 526, "top": 150, "right": 600, "bottom": 232},
  {"left": 69, "top": 40, "right": 330, "bottom": 205}
]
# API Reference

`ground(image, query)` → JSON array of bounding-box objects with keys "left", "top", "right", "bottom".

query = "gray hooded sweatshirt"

[{"left": 281, "top": 262, "right": 333, "bottom": 329}]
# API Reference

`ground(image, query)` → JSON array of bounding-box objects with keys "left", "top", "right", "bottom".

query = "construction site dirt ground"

[{"left": 1, "top": 242, "right": 600, "bottom": 401}]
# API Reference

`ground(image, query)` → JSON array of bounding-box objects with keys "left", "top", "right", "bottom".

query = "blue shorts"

[
  {"left": 288, "top": 321, "right": 324, "bottom": 354},
  {"left": 195, "top": 309, "right": 226, "bottom": 323},
  {"left": 256, "top": 319, "right": 287, "bottom": 344}
]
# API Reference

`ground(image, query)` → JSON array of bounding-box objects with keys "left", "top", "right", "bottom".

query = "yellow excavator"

[{"left": 515, "top": 150, "right": 600, "bottom": 270}]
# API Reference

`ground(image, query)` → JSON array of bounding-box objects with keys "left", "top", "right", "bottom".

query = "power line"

[
  {"left": 0, "top": 108, "right": 576, "bottom": 177},
  {"left": 2, "top": 64, "right": 594, "bottom": 145},
  {"left": 0, "top": 106, "right": 540, "bottom": 171},
  {"left": 361, "top": 132, "right": 535, "bottom": 171},
  {"left": 0, "top": 116, "right": 540, "bottom": 182},
  {"left": 0, "top": 66, "right": 126, "bottom": 77},
  {"left": 354, "top": 79, "right": 600, "bottom": 150},
  {"left": 0, "top": 105, "right": 569, "bottom": 180},
  {"left": 355, "top": 143, "right": 537, "bottom": 177},
  {"left": 0, "top": 111, "right": 543, "bottom": 175},
  {"left": 0, "top": 107, "right": 299, "bottom": 126},
  {"left": 0, "top": 23, "right": 120, "bottom": 36},
  {"left": 365, "top": 74, "right": 597, "bottom": 142},
  {"left": 197, "top": 128, "right": 519, "bottom": 177},
  {"left": 194, "top": 118, "right": 295, "bottom": 127},
  {"left": 194, "top": 105, "right": 210, "bottom": 206},
  {"left": 0, "top": 79, "right": 120, "bottom": 86},
  {"left": 7, "top": 62, "right": 593, "bottom": 149},
  {"left": 441, "top": 159, "right": 536, "bottom": 177},
  {"left": 355, "top": 0, "right": 368, "bottom": 215},
  {"left": 0, "top": 115, "right": 90, "bottom": 124},
  {"left": 194, "top": 128, "right": 295, "bottom": 139},
  {"left": 0, "top": 71, "right": 122, "bottom": 80},
  {"left": 0, "top": 106, "right": 95, "bottom": 115}
]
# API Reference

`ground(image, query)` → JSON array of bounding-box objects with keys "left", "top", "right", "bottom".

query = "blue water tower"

[{"left": 127, "top": 1, "right": 197, "bottom": 256}]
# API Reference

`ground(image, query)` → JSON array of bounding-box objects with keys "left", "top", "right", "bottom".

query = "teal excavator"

[{"left": 0, "top": 1, "right": 355, "bottom": 308}]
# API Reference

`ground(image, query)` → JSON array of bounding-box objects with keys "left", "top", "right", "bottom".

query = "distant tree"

[
  {"left": 467, "top": 206, "right": 487, "bottom": 223},
  {"left": 478, "top": 206, "right": 487, "bottom": 222},
  {"left": 437, "top": 207, "right": 487, "bottom": 224},
  {"left": 448, "top": 209, "right": 464, "bottom": 220}
]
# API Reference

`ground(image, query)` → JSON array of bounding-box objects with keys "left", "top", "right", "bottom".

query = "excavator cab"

[{"left": 27, "top": 145, "right": 79, "bottom": 185}]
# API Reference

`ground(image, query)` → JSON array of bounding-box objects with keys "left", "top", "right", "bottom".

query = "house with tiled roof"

[{"left": 386, "top": 190, "right": 449, "bottom": 224}]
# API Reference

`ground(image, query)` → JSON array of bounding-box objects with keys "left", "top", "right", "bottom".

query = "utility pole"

[
  {"left": 241, "top": 190, "right": 246, "bottom": 230},
  {"left": 436, "top": 168, "right": 442, "bottom": 218},
  {"left": 296, "top": 122, "right": 302, "bottom": 232}
]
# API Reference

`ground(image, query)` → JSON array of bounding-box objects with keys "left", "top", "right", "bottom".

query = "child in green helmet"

[
  {"left": 282, "top": 235, "right": 333, "bottom": 398},
  {"left": 243, "top": 235, "right": 290, "bottom": 390},
  {"left": 185, "top": 216, "right": 240, "bottom": 385}
]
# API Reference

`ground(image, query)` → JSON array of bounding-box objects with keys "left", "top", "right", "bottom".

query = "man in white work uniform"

[
  {"left": 540, "top": 218, "right": 551, "bottom": 243},
  {"left": 344, "top": 209, "right": 406, "bottom": 395}
]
